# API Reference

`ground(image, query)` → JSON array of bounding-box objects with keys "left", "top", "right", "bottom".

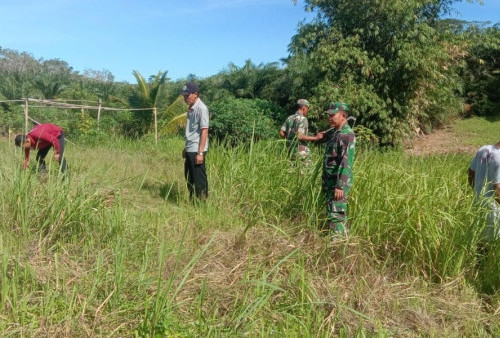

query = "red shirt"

[{"left": 27, "top": 124, "right": 63, "bottom": 154}]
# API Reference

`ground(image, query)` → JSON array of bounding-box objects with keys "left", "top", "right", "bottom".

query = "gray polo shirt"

[
  {"left": 470, "top": 144, "right": 500, "bottom": 240},
  {"left": 470, "top": 145, "right": 500, "bottom": 200},
  {"left": 185, "top": 98, "right": 209, "bottom": 152}
]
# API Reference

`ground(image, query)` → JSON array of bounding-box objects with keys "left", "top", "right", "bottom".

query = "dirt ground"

[{"left": 405, "top": 126, "right": 477, "bottom": 156}]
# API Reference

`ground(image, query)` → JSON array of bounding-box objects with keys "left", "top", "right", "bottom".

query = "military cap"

[
  {"left": 296, "top": 99, "right": 310, "bottom": 107},
  {"left": 325, "top": 102, "right": 349, "bottom": 115}
]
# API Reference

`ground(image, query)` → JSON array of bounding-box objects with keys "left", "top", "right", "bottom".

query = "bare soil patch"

[{"left": 406, "top": 127, "right": 477, "bottom": 156}]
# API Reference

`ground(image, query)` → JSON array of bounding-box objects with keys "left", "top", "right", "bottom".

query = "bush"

[
  {"left": 209, "top": 98, "right": 279, "bottom": 146},
  {"left": 353, "top": 125, "right": 379, "bottom": 150},
  {"left": 0, "top": 103, "right": 24, "bottom": 135}
]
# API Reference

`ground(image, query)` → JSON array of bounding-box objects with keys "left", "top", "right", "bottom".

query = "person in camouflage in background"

[
  {"left": 323, "top": 102, "right": 356, "bottom": 236},
  {"left": 279, "top": 99, "right": 323, "bottom": 165}
]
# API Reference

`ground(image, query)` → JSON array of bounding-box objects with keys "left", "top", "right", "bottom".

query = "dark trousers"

[
  {"left": 36, "top": 132, "right": 67, "bottom": 172},
  {"left": 184, "top": 152, "right": 208, "bottom": 199}
]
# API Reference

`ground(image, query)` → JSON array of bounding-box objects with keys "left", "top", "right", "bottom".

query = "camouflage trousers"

[{"left": 324, "top": 186, "right": 350, "bottom": 235}]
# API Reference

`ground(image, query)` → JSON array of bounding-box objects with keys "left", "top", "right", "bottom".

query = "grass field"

[{"left": 1, "top": 117, "right": 500, "bottom": 336}]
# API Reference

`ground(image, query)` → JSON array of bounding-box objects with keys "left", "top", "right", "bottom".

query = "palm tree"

[
  {"left": 132, "top": 70, "right": 168, "bottom": 108},
  {"left": 31, "top": 59, "right": 73, "bottom": 99},
  {"left": 160, "top": 95, "right": 187, "bottom": 136},
  {"left": 128, "top": 70, "right": 168, "bottom": 135}
]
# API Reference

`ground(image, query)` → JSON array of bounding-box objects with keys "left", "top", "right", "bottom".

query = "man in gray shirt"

[
  {"left": 468, "top": 139, "right": 500, "bottom": 241},
  {"left": 180, "top": 82, "right": 209, "bottom": 199}
]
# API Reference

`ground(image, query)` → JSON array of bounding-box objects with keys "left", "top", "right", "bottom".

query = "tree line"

[{"left": 0, "top": 0, "right": 498, "bottom": 146}]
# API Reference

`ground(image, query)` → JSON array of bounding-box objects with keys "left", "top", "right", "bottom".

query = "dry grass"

[
  {"left": 2, "top": 124, "right": 500, "bottom": 336},
  {"left": 156, "top": 225, "right": 495, "bottom": 336}
]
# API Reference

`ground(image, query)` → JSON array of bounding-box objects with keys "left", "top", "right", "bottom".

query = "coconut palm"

[{"left": 128, "top": 70, "right": 168, "bottom": 135}]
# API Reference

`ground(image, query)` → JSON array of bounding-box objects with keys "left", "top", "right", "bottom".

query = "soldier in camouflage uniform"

[
  {"left": 279, "top": 99, "right": 323, "bottom": 165},
  {"left": 323, "top": 102, "right": 356, "bottom": 236}
]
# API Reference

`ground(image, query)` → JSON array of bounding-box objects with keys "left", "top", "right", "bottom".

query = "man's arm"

[
  {"left": 495, "top": 183, "right": 500, "bottom": 204},
  {"left": 295, "top": 117, "right": 322, "bottom": 141},
  {"left": 279, "top": 130, "right": 286, "bottom": 139},
  {"left": 40, "top": 134, "right": 61, "bottom": 162},
  {"left": 23, "top": 139, "right": 31, "bottom": 169},
  {"left": 468, "top": 168, "right": 475, "bottom": 189},
  {"left": 297, "top": 132, "right": 323, "bottom": 142},
  {"left": 195, "top": 128, "right": 208, "bottom": 164},
  {"left": 334, "top": 133, "right": 355, "bottom": 200},
  {"left": 198, "top": 128, "right": 208, "bottom": 153}
]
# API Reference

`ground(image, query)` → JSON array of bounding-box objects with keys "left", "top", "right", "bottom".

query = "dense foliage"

[
  {"left": 286, "top": 0, "right": 470, "bottom": 144},
  {"left": 0, "top": 0, "right": 498, "bottom": 146},
  {"left": 209, "top": 98, "right": 283, "bottom": 145},
  {"left": 461, "top": 24, "right": 500, "bottom": 116}
]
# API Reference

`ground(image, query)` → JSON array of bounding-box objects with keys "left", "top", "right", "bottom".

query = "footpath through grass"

[{"left": 1, "top": 118, "right": 500, "bottom": 336}]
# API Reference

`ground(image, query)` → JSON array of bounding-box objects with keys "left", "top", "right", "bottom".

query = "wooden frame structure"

[{"left": 0, "top": 98, "right": 160, "bottom": 144}]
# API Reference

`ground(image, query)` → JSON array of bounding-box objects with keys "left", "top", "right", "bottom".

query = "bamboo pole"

[
  {"left": 154, "top": 107, "right": 158, "bottom": 145},
  {"left": 24, "top": 98, "right": 29, "bottom": 135},
  {"left": 97, "top": 98, "right": 102, "bottom": 130}
]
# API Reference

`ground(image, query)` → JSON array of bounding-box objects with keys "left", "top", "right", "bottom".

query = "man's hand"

[
  {"left": 54, "top": 153, "right": 60, "bottom": 162},
  {"left": 195, "top": 154, "right": 204, "bottom": 165},
  {"left": 315, "top": 132, "right": 324, "bottom": 141},
  {"left": 334, "top": 188, "right": 344, "bottom": 201}
]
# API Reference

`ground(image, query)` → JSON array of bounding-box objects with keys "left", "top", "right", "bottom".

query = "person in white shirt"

[
  {"left": 180, "top": 82, "right": 209, "bottom": 199},
  {"left": 468, "top": 139, "right": 500, "bottom": 242}
]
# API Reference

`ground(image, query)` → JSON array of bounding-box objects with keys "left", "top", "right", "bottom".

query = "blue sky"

[{"left": 0, "top": 0, "right": 498, "bottom": 83}]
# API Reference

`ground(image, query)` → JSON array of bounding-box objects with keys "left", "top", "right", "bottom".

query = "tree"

[
  {"left": 31, "top": 59, "right": 74, "bottom": 99},
  {"left": 159, "top": 95, "right": 188, "bottom": 136},
  {"left": 131, "top": 70, "right": 168, "bottom": 108},
  {"left": 82, "top": 69, "right": 117, "bottom": 102},
  {"left": 201, "top": 60, "right": 284, "bottom": 105},
  {"left": 287, "top": 0, "right": 472, "bottom": 145},
  {"left": 461, "top": 25, "right": 500, "bottom": 115},
  {"left": 0, "top": 47, "right": 39, "bottom": 99},
  {"left": 127, "top": 70, "right": 169, "bottom": 135}
]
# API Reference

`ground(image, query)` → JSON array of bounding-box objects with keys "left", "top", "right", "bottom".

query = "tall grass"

[
  {"left": 351, "top": 152, "right": 482, "bottom": 280},
  {"left": 0, "top": 124, "right": 499, "bottom": 336},
  {"left": 208, "top": 139, "right": 325, "bottom": 233}
]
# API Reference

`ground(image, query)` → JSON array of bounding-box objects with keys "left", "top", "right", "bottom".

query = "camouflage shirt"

[
  {"left": 280, "top": 111, "right": 309, "bottom": 148},
  {"left": 323, "top": 123, "right": 356, "bottom": 190}
]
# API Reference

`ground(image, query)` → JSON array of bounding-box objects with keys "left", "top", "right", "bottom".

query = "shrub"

[
  {"left": 353, "top": 125, "right": 379, "bottom": 150},
  {"left": 209, "top": 98, "right": 279, "bottom": 146}
]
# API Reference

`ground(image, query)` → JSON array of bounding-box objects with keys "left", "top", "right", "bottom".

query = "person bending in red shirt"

[{"left": 15, "top": 123, "right": 67, "bottom": 172}]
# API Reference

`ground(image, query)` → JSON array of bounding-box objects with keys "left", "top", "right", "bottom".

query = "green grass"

[
  {"left": 1, "top": 116, "right": 500, "bottom": 336},
  {"left": 453, "top": 115, "right": 500, "bottom": 147}
]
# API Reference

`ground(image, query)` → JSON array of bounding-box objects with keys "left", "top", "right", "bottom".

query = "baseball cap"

[
  {"left": 296, "top": 99, "right": 310, "bottom": 107},
  {"left": 180, "top": 82, "right": 199, "bottom": 95},
  {"left": 325, "top": 102, "right": 349, "bottom": 115}
]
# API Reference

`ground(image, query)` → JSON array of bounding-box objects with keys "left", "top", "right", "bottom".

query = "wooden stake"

[
  {"left": 97, "top": 98, "right": 102, "bottom": 130},
  {"left": 154, "top": 107, "right": 158, "bottom": 145},
  {"left": 24, "top": 98, "right": 29, "bottom": 134}
]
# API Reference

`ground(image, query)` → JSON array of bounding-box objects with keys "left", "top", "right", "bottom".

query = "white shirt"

[
  {"left": 470, "top": 144, "right": 500, "bottom": 240},
  {"left": 185, "top": 98, "right": 209, "bottom": 152},
  {"left": 470, "top": 145, "right": 500, "bottom": 200}
]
